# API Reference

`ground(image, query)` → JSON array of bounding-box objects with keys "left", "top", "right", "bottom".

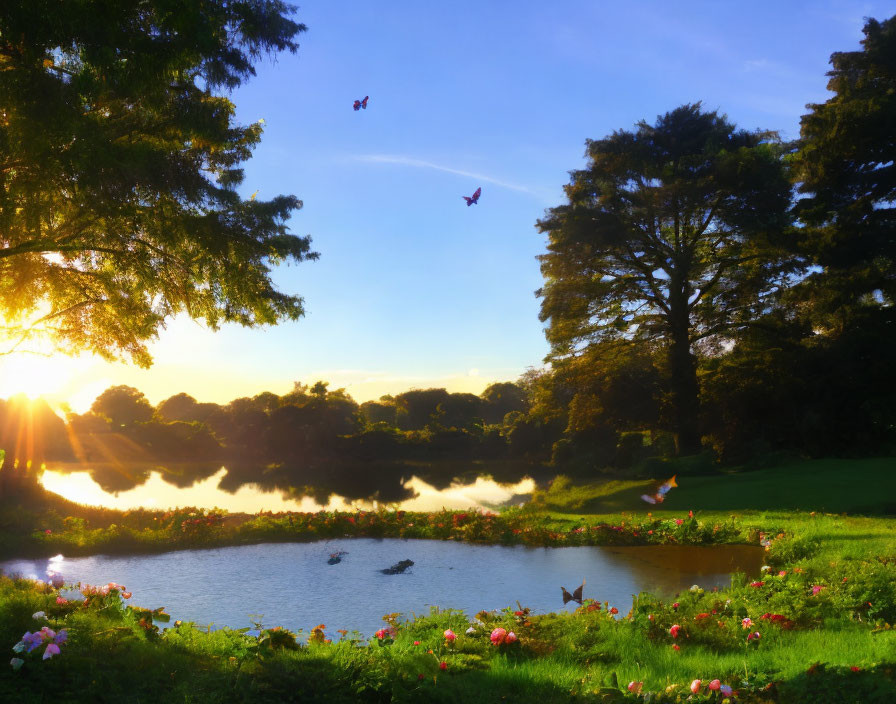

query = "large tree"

[
  {"left": 537, "top": 104, "right": 793, "bottom": 454},
  {"left": 794, "top": 15, "right": 896, "bottom": 325},
  {"left": 0, "top": 1, "right": 316, "bottom": 364}
]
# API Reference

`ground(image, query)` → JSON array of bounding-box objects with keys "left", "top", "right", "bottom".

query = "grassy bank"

[{"left": 1, "top": 458, "right": 895, "bottom": 702}]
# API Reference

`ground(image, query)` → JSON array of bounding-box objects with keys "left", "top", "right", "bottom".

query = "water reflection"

[
  {"left": 0, "top": 540, "right": 763, "bottom": 639},
  {"left": 39, "top": 465, "right": 536, "bottom": 513}
]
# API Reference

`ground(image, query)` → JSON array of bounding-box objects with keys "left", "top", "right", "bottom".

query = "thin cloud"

[{"left": 354, "top": 154, "right": 538, "bottom": 195}]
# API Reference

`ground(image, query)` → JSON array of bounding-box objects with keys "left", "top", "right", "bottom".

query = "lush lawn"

[
  {"left": 0, "top": 458, "right": 895, "bottom": 702},
  {"left": 530, "top": 457, "right": 896, "bottom": 515}
]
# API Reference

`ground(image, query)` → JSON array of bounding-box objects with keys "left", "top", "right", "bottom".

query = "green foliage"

[
  {"left": 795, "top": 15, "right": 896, "bottom": 311},
  {"left": 0, "top": 0, "right": 315, "bottom": 364},
  {"left": 538, "top": 104, "right": 794, "bottom": 454}
]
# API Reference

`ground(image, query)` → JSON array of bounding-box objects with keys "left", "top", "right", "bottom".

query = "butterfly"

[
  {"left": 640, "top": 475, "right": 678, "bottom": 504},
  {"left": 353, "top": 96, "right": 369, "bottom": 111},
  {"left": 463, "top": 187, "right": 481, "bottom": 206},
  {"left": 561, "top": 578, "right": 585, "bottom": 605}
]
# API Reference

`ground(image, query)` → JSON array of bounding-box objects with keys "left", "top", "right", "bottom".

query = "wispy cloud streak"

[{"left": 354, "top": 154, "right": 537, "bottom": 195}]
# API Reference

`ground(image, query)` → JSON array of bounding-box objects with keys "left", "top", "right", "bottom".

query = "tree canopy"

[
  {"left": 794, "top": 15, "right": 896, "bottom": 323},
  {"left": 537, "top": 104, "right": 794, "bottom": 453},
  {"left": 0, "top": 0, "right": 315, "bottom": 364}
]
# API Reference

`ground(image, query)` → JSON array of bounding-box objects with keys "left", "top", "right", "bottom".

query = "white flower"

[
  {"left": 10, "top": 658, "right": 24, "bottom": 671},
  {"left": 31, "top": 611, "right": 46, "bottom": 620},
  {"left": 761, "top": 565, "right": 771, "bottom": 572},
  {"left": 466, "top": 626, "right": 476, "bottom": 635}
]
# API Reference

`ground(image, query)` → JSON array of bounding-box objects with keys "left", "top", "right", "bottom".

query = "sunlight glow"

[{"left": 39, "top": 467, "right": 535, "bottom": 513}]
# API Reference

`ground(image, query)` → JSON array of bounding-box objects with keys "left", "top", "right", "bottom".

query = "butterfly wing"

[
  {"left": 561, "top": 586, "right": 573, "bottom": 604},
  {"left": 361, "top": 96, "right": 369, "bottom": 109},
  {"left": 640, "top": 494, "right": 657, "bottom": 504},
  {"left": 463, "top": 196, "right": 473, "bottom": 205},
  {"left": 572, "top": 578, "right": 585, "bottom": 603},
  {"left": 353, "top": 100, "right": 361, "bottom": 111},
  {"left": 471, "top": 187, "right": 481, "bottom": 203}
]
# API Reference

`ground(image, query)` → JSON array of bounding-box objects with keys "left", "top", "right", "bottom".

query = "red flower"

[
  {"left": 672, "top": 644, "right": 680, "bottom": 651},
  {"left": 675, "top": 519, "right": 684, "bottom": 526},
  {"left": 439, "top": 661, "right": 447, "bottom": 671},
  {"left": 695, "top": 613, "right": 710, "bottom": 620},
  {"left": 609, "top": 607, "right": 619, "bottom": 615},
  {"left": 750, "top": 581, "right": 765, "bottom": 588},
  {"left": 851, "top": 666, "right": 860, "bottom": 672}
]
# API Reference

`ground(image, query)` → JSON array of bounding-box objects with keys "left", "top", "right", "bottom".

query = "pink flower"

[
  {"left": 374, "top": 629, "right": 387, "bottom": 640},
  {"left": 122, "top": 591, "right": 132, "bottom": 599},
  {"left": 439, "top": 661, "right": 447, "bottom": 671},
  {"left": 742, "top": 617, "right": 753, "bottom": 629},
  {"left": 490, "top": 628, "right": 507, "bottom": 645},
  {"left": 676, "top": 519, "right": 684, "bottom": 526},
  {"left": 628, "top": 681, "right": 643, "bottom": 694},
  {"left": 669, "top": 624, "right": 680, "bottom": 638},
  {"left": 747, "top": 631, "right": 761, "bottom": 641},
  {"left": 708, "top": 679, "right": 721, "bottom": 691},
  {"left": 504, "top": 631, "right": 517, "bottom": 643},
  {"left": 750, "top": 581, "right": 765, "bottom": 588},
  {"left": 672, "top": 644, "right": 680, "bottom": 651},
  {"left": 720, "top": 684, "right": 733, "bottom": 696},
  {"left": 690, "top": 679, "right": 702, "bottom": 693},
  {"left": 778, "top": 571, "right": 787, "bottom": 577},
  {"left": 56, "top": 596, "right": 67, "bottom": 605},
  {"left": 812, "top": 585, "right": 824, "bottom": 595},
  {"left": 42, "top": 643, "right": 60, "bottom": 660},
  {"left": 672, "top": 602, "right": 679, "bottom": 609},
  {"left": 413, "top": 640, "right": 421, "bottom": 646},
  {"left": 443, "top": 629, "right": 456, "bottom": 642},
  {"left": 44, "top": 529, "right": 52, "bottom": 535}
]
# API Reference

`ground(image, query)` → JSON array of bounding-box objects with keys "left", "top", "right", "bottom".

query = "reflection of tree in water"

[
  {"left": 215, "top": 460, "right": 543, "bottom": 505},
  {"left": 82, "top": 464, "right": 153, "bottom": 494},
  {"left": 52, "top": 462, "right": 226, "bottom": 494}
]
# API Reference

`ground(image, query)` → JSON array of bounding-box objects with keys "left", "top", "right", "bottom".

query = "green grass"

[
  {"left": 531, "top": 457, "right": 896, "bottom": 515},
  {"left": 1, "top": 458, "right": 895, "bottom": 702}
]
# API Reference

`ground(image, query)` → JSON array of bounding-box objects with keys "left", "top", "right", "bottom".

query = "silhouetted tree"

[
  {"left": 538, "top": 104, "right": 793, "bottom": 453},
  {"left": 91, "top": 386, "right": 154, "bottom": 428}
]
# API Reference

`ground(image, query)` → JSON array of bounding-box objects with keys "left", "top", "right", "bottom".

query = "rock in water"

[
  {"left": 381, "top": 559, "right": 414, "bottom": 575},
  {"left": 328, "top": 551, "right": 348, "bottom": 565}
]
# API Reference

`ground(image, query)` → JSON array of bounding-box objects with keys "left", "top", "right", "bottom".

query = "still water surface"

[
  {"left": 1, "top": 540, "right": 762, "bottom": 639},
  {"left": 39, "top": 467, "right": 535, "bottom": 512}
]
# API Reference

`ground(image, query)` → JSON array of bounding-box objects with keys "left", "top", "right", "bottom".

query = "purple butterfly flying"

[
  {"left": 353, "top": 96, "right": 369, "bottom": 111},
  {"left": 463, "top": 187, "right": 482, "bottom": 206}
]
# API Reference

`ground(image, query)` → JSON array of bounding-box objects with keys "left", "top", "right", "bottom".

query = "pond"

[
  {"left": 1, "top": 539, "right": 763, "bottom": 639},
  {"left": 38, "top": 466, "right": 537, "bottom": 513}
]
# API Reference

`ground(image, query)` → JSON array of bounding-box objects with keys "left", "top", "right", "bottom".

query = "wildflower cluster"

[{"left": 11, "top": 616, "right": 67, "bottom": 670}]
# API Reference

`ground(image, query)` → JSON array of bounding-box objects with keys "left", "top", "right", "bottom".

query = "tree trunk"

[{"left": 668, "top": 285, "right": 702, "bottom": 455}]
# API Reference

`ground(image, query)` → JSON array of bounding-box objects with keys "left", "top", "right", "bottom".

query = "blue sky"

[{"left": 4, "top": 0, "right": 891, "bottom": 410}]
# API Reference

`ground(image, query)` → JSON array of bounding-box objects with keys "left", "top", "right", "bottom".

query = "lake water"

[
  {"left": 39, "top": 467, "right": 536, "bottom": 513},
  {"left": 1, "top": 539, "right": 763, "bottom": 639}
]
